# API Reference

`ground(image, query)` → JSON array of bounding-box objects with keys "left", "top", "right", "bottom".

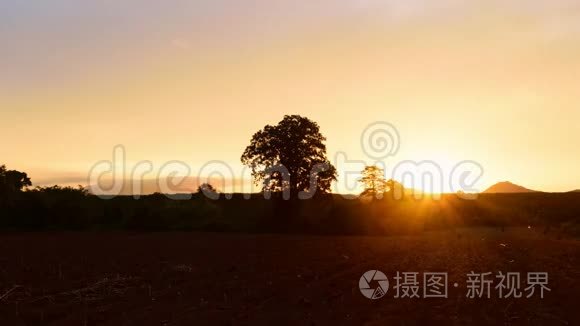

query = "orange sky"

[{"left": 1, "top": 1, "right": 579, "bottom": 193}]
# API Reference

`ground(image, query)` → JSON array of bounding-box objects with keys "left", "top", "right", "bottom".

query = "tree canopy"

[
  {"left": 241, "top": 115, "right": 337, "bottom": 197},
  {"left": 360, "top": 165, "right": 387, "bottom": 197},
  {"left": 0, "top": 165, "right": 32, "bottom": 194}
]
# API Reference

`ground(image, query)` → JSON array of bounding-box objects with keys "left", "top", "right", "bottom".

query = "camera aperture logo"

[{"left": 359, "top": 270, "right": 389, "bottom": 300}]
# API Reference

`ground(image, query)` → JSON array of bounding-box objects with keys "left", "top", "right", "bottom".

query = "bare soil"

[{"left": 0, "top": 229, "right": 579, "bottom": 325}]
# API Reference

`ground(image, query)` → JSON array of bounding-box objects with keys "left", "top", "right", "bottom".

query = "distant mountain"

[
  {"left": 569, "top": 189, "right": 580, "bottom": 193},
  {"left": 483, "top": 181, "right": 538, "bottom": 194}
]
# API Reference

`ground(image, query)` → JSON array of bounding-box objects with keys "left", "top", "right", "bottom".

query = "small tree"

[
  {"left": 359, "top": 166, "right": 405, "bottom": 199},
  {"left": 197, "top": 183, "right": 219, "bottom": 200},
  {"left": 359, "top": 166, "right": 387, "bottom": 198}
]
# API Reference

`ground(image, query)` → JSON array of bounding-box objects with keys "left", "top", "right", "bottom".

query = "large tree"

[{"left": 241, "top": 115, "right": 337, "bottom": 197}]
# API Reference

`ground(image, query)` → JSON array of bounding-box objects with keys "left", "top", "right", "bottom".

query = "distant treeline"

[{"left": 1, "top": 189, "right": 580, "bottom": 236}]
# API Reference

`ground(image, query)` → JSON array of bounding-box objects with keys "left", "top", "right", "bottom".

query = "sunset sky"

[{"left": 1, "top": 1, "right": 579, "bottom": 193}]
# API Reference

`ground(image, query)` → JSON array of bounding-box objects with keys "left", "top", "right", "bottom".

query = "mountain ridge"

[{"left": 483, "top": 181, "right": 538, "bottom": 194}]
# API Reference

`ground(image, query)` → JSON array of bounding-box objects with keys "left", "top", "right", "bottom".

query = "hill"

[{"left": 483, "top": 181, "right": 538, "bottom": 193}]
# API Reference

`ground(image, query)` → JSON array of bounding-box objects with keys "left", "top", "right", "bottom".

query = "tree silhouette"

[
  {"left": 359, "top": 166, "right": 387, "bottom": 198},
  {"left": 197, "top": 183, "right": 217, "bottom": 194},
  {"left": 31, "top": 185, "right": 88, "bottom": 196},
  {"left": 359, "top": 166, "right": 405, "bottom": 199},
  {"left": 0, "top": 165, "right": 32, "bottom": 193},
  {"left": 241, "top": 115, "right": 337, "bottom": 197},
  {"left": 197, "top": 183, "right": 219, "bottom": 199}
]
